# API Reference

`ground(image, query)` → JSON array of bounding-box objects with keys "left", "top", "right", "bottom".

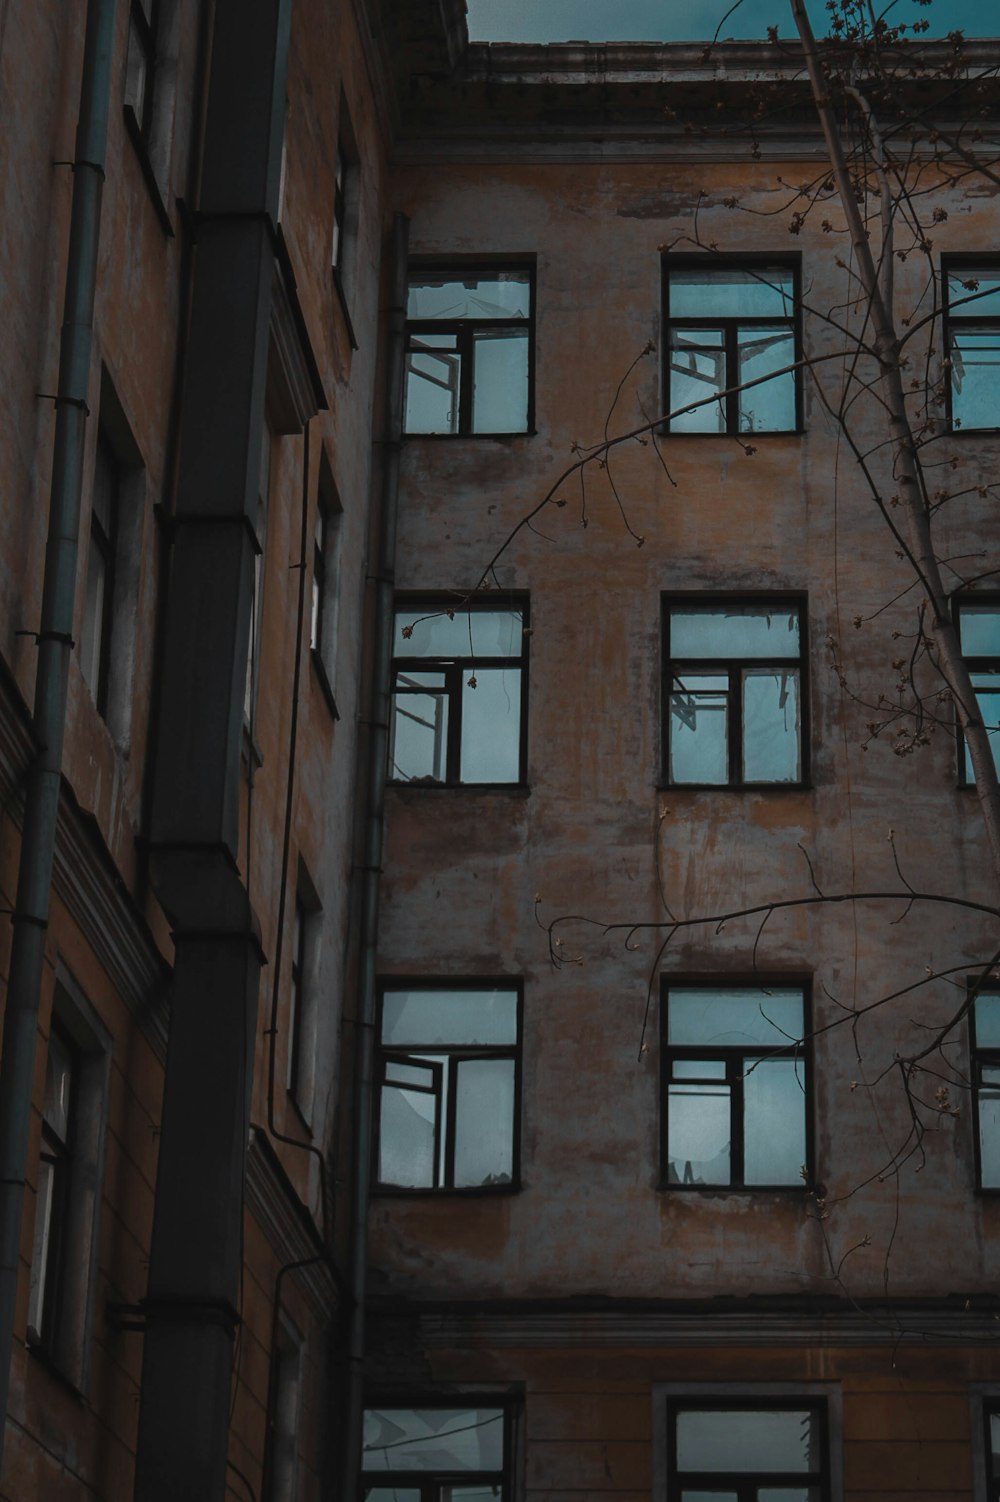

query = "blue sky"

[{"left": 466, "top": 0, "right": 994, "bottom": 42}]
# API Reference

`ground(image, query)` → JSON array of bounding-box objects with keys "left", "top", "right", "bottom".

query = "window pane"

[
  {"left": 671, "top": 606, "right": 800, "bottom": 659},
  {"left": 454, "top": 1057, "right": 515, "bottom": 1187},
  {"left": 990, "top": 1409, "right": 1000, "bottom": 1473},
  {"left": 80, "top": 549, "right": 107, "bottom": 699},
  {"left": 382, "top": 989, "right": 518, "bottom": 1047},
  {"left": 366, "top": 1491, "right": 422, "bottom": 1502},
  {"left": 948, "top": 268, "right": 1000, "bottom": 317},
  {"left": 743, "top": 669, "right": 800, "bottom": 782},
  {"left": 958, "top": 604, "right": 1000, "bottom": 657},
  {"left": 744, "top": 1056, "right": 807, "bottom": 1185},
  {"left": 668, "top": 989, "right": 804, "bottom": 1048},
  {"left": 670, "top": 676, "right": 729, "bottom": 784},
  {"left": 472, "top": 327, "right": 529, "bottom": 432},
  {"left": 461, "top": 667, "right": 521, "bottom": 782},
  {"left": 975, "top": 993, "right": 1000, "bottom": 1048},
  {"left": 667, "top": 1083, "right": 731, "bottom": 1185},
  {"left": 758, "top": 1490, "right": 820, "bottom": 1501},
  {"left": 950, "top": 328, "right": 1000, "bottom": 430},
  {"left": 979, "top": 1088, "right": 1000, "bottom": 1188},
  {"left": 408, "top": 274, "right": 530, "bottom": 321},
  {"left": 673, "top": 1059, "right": 727, "bottom": 1079},
  {"left": 964, "top": 675, "right": 1000, "bottom": 781},
  {"left": 442, "top": 1488, "right": 502, "bottom": 1502},
  {"left": 363, "top": 1408, "right": 504, "bottom": 1471},
  {"left": 737, "top": 327, "right": 796, "bottom": 431},
  {"left": 675, "top": 1408, "right": 819, "bottom": 1472},
  {"left": 27, "top": 1155, "right": 56, "bottom": 1334},
  {"left": 384, "top": 1059, "right": 438, "bottom": 1088},
  {"left": 670, "top": 266, "right": 795, "bottom": 318},
  {"left": 405, "top": 335, "right": 461, "bottom": 433},
  {"left": 394, "top": 609, "right": 523, "bottom": 659},
  {"left": 390, "top": 678, "right": 448, "bottom": 783},
  {"left": 679, "top": 1494, "right": 738, "bottom": 1501},
  {"left": 378, "top": 1083, "right": 437, "bottom": 1187},
  {"left": 669, "top": 329, "right": 726, "bottom": 432},
  {"left": 44, "top": 1031, "right": 74, "bottom": 1141}
]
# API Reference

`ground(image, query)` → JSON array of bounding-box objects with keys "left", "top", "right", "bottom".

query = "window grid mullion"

[
  {"left": 458, "top": 324, "right": 475, "bottom": 434},
  {"left": 725, "top": 323, "right": 739, "bottom": 430},
  {"left": 444, "top": 1054, "right": 461, "bottom": 1186},
  {"left": 446, "top": 663, "right": 463, "bottom": 782}
]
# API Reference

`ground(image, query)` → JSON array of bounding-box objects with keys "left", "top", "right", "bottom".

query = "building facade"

[{"left": 2, "top": 2, "right": 1000, "bottom": 1500}]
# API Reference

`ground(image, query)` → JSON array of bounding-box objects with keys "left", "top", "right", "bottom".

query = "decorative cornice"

[
  {"left": 244, "top": 1128, "right": 340, "bottom": 1316},
  {"left": 382, "top": 1297, "right": 1000, "bottom": 1349}
]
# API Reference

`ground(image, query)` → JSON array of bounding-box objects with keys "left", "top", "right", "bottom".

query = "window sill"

[
  {"left": 657, "top": 781, "right": 810, "bottom": 793},
  {"left": 26, "top": 1335, "right": 85, "bottom": 1400},
  {"left": 658, "top": 1182, "right": 813, "bottom": 1195},
  {"left": 310, "top": 649, "right": 340, "bottom": 721},
  {"left": 660, "top": 428, "right": 804, "bottom": 438},
  {"left": 402, "top": 429, "right": 536, "bottom": 441},
  {"left": 123, "top": 105, "right": 174, "bottom": 239},
  {"left": 387, "top": 781, "right": 531, "bottom": 795},
  {"left": 373, "top": 1180, "right": 521, "bottom": 1198},
  {"left": 332, "top": 266, "right": 358, "bottom": 352}
]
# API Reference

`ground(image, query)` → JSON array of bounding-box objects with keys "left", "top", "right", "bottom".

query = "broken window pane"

[
  {"left": 454, "top": 1057, "right": 516, "bottom": 1186},
  {"left": 389, "top": 671, "right": 448, "bottom": 783},
  {"left": 472, "top": 328, "right": 529, "bottom": 432},
  {"left": 669, "top": 329, "right": 726, "bottom": 432},
  {"left": 407, "top": 275, "right": 530, "bottom": 321},
  {"left": 405, "top": 334, "right": 461, "bottom": 434},
  {"left": 744, "top": 1056, "right": 807, "bottom": 1185},
  {"left": 671, "top": 607, "right": 800, "bottom": 660},
  {"left": 950, "top": 329, "right": 1000, "bottom": 430},
  {"left": 743, "top": 669, "right": 800, "bottom": 782},
  {"left": 670, "top": 675, "right": 729, "bottom": 784},
  {"left": 667, "top": 1083, "right": 731, "bottom": 1184},
  {"left": 378, "top": 1077, "right": 438, "bottom": 1188}
]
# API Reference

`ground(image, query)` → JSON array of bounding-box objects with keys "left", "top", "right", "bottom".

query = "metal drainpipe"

[
  {"left": 0, "top": 0, "right": 117, "bottom": 1465},
  {"left": 341, "top": 209, "right": 409, "bottom": 1502}
]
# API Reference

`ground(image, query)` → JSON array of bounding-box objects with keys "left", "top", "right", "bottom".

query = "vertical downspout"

[
  {"left": 341, "top": 210, "right": 409, "bottom": 1501},
  {"left": 0, "top": 0, "right": 116, "bottom": 1465}
]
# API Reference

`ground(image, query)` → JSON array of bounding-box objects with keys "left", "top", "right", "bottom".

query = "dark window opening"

[
  {"left": 80, "top": 429, "right": 120, "bottom": 718},
  {"left": 124, "top": 0, "right": 158, "bottom": 140}
]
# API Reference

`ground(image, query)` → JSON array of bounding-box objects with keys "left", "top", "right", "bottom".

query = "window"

[
  {"left": 970, "top": 988, "right": 1000, "bottom": 1190},
  {"left": 663, "top": 598, "right": 805, "bottom": 786},
  {"left": 80, "top": 430, "right": 119, "bottom": 717},
  {"left": 957, "top": 600, "right": 1000, "bottom": 784},
  {"left": 663, "top": 258, "right": 801, "bottom": 433},
  {"left": 27, "top": 978, "right": 110, "bottom": 1385},
  {"left": 331, "top": 135, "right": 349, "bottom": 275},
  {"left": 944, "top": 260, "right": 1000, "bottom": 432},
  {"left": 124, "top": 0, "right": 158, "bottom": 141},
  {"left": 390, "top": 601, "right": 528, "bottom": 786},
  {"left": 404, "top": 266, "right": 534, "bottom": 435},
  {"left": 310, "top": 456, "right": 343, "bottom": 714},
  {"left": 661, "top": 984, "right": 809, "bottom": 1189},
  {"left": 376, "top": 984, "right": 521, "bottom": 1192},
  {"left": 287, "top": 868, "right": 321, "bottom": 1123},
  {"left": 363, "top": 1404, "right": 510, "bottom": 1500},
  {"left": 245, "top": 424, "right": 272, "bottom": 728},
  {"left": 663, "top": 1397, "right": 830, "bottom": 1501},
  {"left": 982, "top": 1400, "right": 1000, "bottom": 1501},
  {"left": 264, "top": 1312, "right": 303, "bottom": 1502}
]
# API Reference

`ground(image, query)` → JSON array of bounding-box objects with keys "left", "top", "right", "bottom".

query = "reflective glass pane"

[
  {"left": 405, "top": 335, "right": 461, "bottom": 433},
  {"left": 675, "top": 1408, "right": 819, "bottom": 1472},
  {"left": 976, "top": 993, "right": 1000, "bottom": 1048},
  {"left": 363, "top": 1408, "right": 504, "bottom": 1471},
  {"left": 472, "top": 328, "right": 529, "bottom": 432},
  {"left": 394, "top": 609, "right": 523, "bottom": 659},
  {"left": 979, "top": 1088, "right": 1000, "bottom": 1188},
  {"left": 669, "top": 329, "right": 726, "bottom": 432},
  {"left": 744, "top": 1056, "right": 807, "bottom": 1185},
  {"left": 948, "top": 268, "right": 1000, "bottom": 318},
  {"left": 27, "top": 1154, "right": 55, "bottom": 1334},
  {"left": 80, "top": 549, "right": 107, "bottom": 699},
  {"left": 390, "top": 679, "right": 448, "bottom": 783},
  {"left": 670, "top": 266, "right": 795, "bottom": 318},
  {"left": 461, "top": 667, "right": 521, "bottom": 782},
  {"left": 407, "top": 274, "right": 531, "bottom": 320},
  {"left": 671, "top": 606, "right": 800, "bottom": 659},
  {"left": 964, "top": 676, "right": 1000, "bottom": 780},
  {"left": 378, "top": 1083, "right": 436, "bottom": 1187},
  {"left": 670, "top": 676, "right": 729, "bottom": 784},
  {"left": 382, "top": 989, "right": 518, "bottom": 1047},
  {"left": 958, "top": 604, "right": 1000, "bottom": 657},
  {"left": 454, "top": 1057, "right": 515, "bottom": 1187},
  {"left": 667, "top": 1083, "right": 731, "bottom": 1185},
  {"left": 668, "top": 989, "right": 804, "bottom": 1048},
  {"left": 743, "top": 669, "right": 800, "bottom": 782},
  {"left": 950, "top": 328, "right": 1000, "bottom": 430},
  {"left": 673, "top": 1059, "right": 727, "bottom": 1079},
  {"left": 990, "top": 1409, "right": 1000, "bottom": 1473},
  {"left": 442, "top": 1488, "right": 502, "bottom": 1502},
  {"left": 44, "top": 1031, "right": 73, "bottom": 1140},
  {"left": 366, "top": 1491, "right": 422, "bottom": 1502},
  {"left": 737, "top": 327, "right": 796, "bottom": 431},
  {"left": 984, "top": 1066, "right": 1000, "bottom": 1084},
  {"left": 384, "top": 1059, "right": 437, "bottom": 1088}
]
